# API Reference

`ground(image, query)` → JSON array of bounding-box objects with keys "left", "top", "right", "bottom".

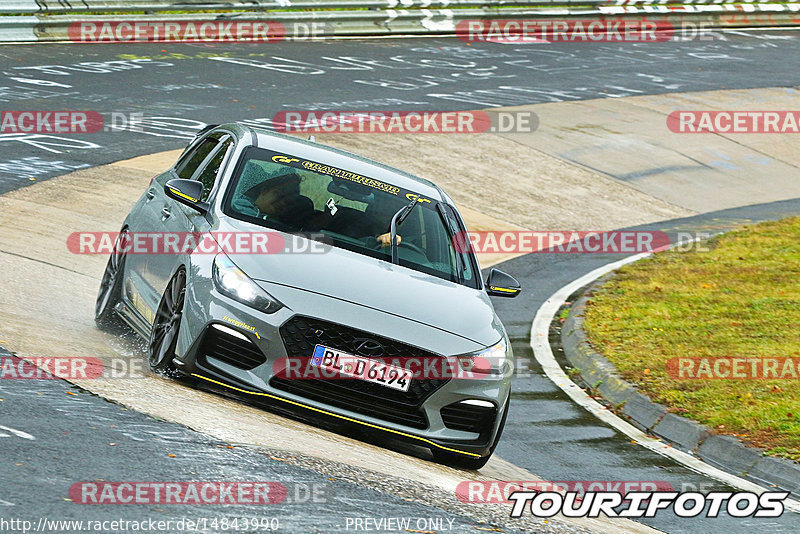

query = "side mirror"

[
  {"left": 165, "top": 178, "right": 209, "bottom": 214},
  {"left": 486, "top": 268, "right": 521, "bottom": 298}
]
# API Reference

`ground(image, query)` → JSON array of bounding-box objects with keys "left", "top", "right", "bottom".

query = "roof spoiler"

[{"left": 192, "top": 123, "right": 219, "bottom": 141}]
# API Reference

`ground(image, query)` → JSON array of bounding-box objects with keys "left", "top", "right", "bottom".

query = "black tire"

[
  {"left": 433, "top": 394, "right": 510, "bottom": 470},
  {"left": 147, "top": 268, "right": 186, "bottom": 377},
  {"left": 94, "top": 229, "right": 129, "bottom": 331}
]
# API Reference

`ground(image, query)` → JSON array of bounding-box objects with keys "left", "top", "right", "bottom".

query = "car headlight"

[
  {"left": 212, "top": 254, "right": 283, "bottom": 314},
  {"left": 456, "top": 339, "right": 509, "bottom": 376}
]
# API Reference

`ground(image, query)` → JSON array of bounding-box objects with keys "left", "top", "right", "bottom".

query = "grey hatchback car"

[{"left": 95, "top": 123, "right": 521, "bottom": 469}]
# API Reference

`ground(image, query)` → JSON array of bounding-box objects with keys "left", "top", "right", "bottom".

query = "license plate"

[{"left": 311, "top": 344, "right": 411, "bottom": 392}]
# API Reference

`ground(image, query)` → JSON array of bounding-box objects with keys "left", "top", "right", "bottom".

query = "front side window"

[
  {"left": 174, "top": 135, "right": 220, "bottom": 179},
  {"left": 195, "top": 139, "right": 233, "bottom": 201},
  {"left": 223, "top": 147, "right": 478, "bottom": 288}
]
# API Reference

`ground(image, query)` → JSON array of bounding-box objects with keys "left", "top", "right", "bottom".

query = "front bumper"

[{"left": 174, "top": 270, "right": 510, "bottom": 459}]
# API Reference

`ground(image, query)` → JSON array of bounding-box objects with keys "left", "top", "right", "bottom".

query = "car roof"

[{"left": 219, "top": 122, "right": 446, "bottom": 202}]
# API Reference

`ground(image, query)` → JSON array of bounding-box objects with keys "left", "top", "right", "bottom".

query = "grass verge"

[{"left": 583, "top": 217, "right": 800, "bottom": 460}]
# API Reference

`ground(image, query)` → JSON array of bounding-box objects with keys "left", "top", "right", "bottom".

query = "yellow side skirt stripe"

[{"left": 191, "top": 373, "right": 481, "bottom": 458}]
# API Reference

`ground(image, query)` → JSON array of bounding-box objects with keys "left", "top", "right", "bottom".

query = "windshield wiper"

[{"left": 389, "top": 196, "right": 419, "bottom": 264}]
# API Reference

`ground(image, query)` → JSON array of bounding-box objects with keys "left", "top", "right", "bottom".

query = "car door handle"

[
  {"left": 161, "top": 207, "right": 171, "bottom": 219},
  {"left": 145, "top": 189, "right": 155, "bottom": 200}
]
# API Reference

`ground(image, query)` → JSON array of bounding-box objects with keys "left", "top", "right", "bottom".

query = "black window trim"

[
  {"left": 191, "top": 135, "right": 235, "bottom": 205},
  {"left": 172, "top": 135, "right": 219, "bottom": 179},
  {"left": 436, "top": 202, "right": 481, "bottom": 290},
  {"left": 172, "top": 127, "right": 239, "bottom": 177},
  {"left": 189, "top": 134, "right": 232, "bottom": 181},
  {"left": 450, "top": 205, "right": 483, "bottom": 290}
]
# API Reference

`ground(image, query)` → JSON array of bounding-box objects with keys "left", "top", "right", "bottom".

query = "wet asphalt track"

[
  {"left": 2, "top": 31, "right": 800, "bottom": 192},
  {"left": 0, "top": 350, "right": 521, "bottom": 534},
  {"left": 2, "top": 34, "right": 800, "bottom": 533}
]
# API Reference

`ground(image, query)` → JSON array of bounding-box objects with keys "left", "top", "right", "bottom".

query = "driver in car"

[
  {"left": 234, "top": 164, "right": 400, "bottom": 247},
  {"left": 375, "top": 233, "right": 398, "bottom": 247},
  {"left": 233, "top": 171, "right": 315, "bottom": 228},
  {"left": 359, "top": 200, "right": 401, "bottom": 248}
]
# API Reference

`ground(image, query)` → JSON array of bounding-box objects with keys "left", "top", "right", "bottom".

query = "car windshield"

[{"left": 223, "top": 147, "right": 478, "bottom": 288}]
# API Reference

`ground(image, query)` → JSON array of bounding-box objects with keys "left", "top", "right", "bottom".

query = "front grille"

[
  {"left": 197, "top": 325, "right": 266, "bottom": 371},
  {"left": 271, "top": 316, "right": 450, "bottom": 429},
  {"left": 441, "top": 402, "right": 497, "bottom": 435}
]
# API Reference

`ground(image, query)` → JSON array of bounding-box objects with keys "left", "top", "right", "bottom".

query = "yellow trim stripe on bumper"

[{"left": 191, "top": 373, "right": 481, "bottom": 458}]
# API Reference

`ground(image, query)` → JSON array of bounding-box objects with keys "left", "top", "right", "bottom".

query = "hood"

[{"left": 214, "top": 218, "right": 501, "bottom": 347}]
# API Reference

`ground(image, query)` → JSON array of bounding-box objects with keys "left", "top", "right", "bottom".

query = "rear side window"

[{"left": 175, "top": 136, "right": 219, "bottom": 179}]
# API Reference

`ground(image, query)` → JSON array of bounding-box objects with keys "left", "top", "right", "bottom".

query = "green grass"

[{"left": 583, "top": 217, "right": 800, "bottom": 460}]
